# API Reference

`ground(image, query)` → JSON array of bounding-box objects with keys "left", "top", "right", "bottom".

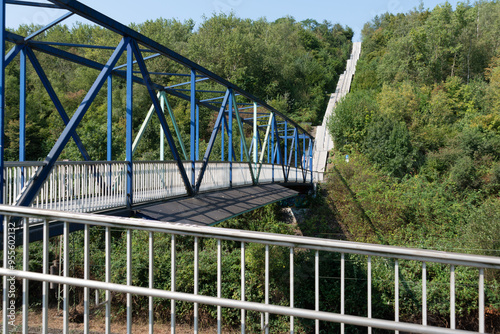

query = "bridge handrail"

[
  {"left": 1, "top": 205, "right": 498, "bottom": 269},
  {"left": 0, "top": 204, "right": 497, "bottom": 334}
]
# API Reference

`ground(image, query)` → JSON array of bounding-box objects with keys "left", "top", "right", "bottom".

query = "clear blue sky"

[{"left": 7, "top": 0, "right": 461, "bottom": 41}]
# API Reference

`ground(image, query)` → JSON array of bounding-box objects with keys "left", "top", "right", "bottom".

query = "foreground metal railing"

[
  {"left": 1, "top": 205, "right": 497, "bottom": 333},
  {"left": 4, "top": 161, "right": 309, "bottom": 213}
]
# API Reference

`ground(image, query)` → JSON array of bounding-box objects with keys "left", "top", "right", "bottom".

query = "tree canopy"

[{"left": 5, "top": 14, "right": 353, "bottom": 162}]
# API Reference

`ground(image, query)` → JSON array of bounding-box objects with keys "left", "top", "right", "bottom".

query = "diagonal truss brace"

[
  {"left": 132, "top": 91, "right": 187, "bottom": 160},
  {"left": 15, "top": 37, "right": 129, "bottom": 207},
  {"left": 194, "top": 90, "right": 231, "bottom": 194},
  {"left": 129, "top": 39, "right": 193, "bottom": 196},
  {"left": 25, "top": 47, "right": 90, "bottom": 160},
  {"left": 232, "top": 92, "right": 256, "bottom": 185}
]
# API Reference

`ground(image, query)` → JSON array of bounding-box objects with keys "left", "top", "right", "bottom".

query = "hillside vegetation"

[{"left": 326, "top": 1, "right": 500, "bottom": 330}]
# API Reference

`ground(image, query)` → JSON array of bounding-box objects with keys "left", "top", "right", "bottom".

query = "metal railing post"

[
  {"left": 290, "top": 248, "right": 294, "bottom": 334},
  {"left": 315, "top": 250, "right": 319, "bottom": 334},
  {"left": 149, "top": 232, "right": 154, "bottom": 334},
  {"left": 241, "top": 242, "right": 246, "bottom": 334},
  {"left": 450, "top": 265, "right": 455, "bottom": 330},
  {"left": 194, "top": 236, "right": 199, "bottom": 333},
  {"left": 422, "top": 262, "right": 427, "bottom": 326},
  {"left": 171, "top": 234, "right": 176, "bottom": 334},
  {"left": 217, "top": 239, "right": 222, "bottom": 334},
  {"left": 22, "top": 218, "right": 29, "bottom": 334}
]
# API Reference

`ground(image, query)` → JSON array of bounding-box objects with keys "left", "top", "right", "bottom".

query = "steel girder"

[{"left": 1, "top": 0, "right": 315, "bottom": 207}]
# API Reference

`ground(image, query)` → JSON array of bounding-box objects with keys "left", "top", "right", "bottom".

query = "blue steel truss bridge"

[{"left": 0, "top": 0, "right": 316, "bottom": 225}]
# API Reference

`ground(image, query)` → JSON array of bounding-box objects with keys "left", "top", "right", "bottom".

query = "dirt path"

[{"left": 2, "top": 309, "right": 227, "bottom": 333}]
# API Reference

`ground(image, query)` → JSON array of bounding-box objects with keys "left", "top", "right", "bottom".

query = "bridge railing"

[
  {"left": 4, "top": 161, "right": 128, "bottom": 213},
  {"left": 4, "top": 161, "right": 311, "bottom": 212},
  {"left": 0, "top": 205, "right": 497, "bottom": 334}
]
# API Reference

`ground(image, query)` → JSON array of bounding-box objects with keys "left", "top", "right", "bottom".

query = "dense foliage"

[
  {"left": 327, "top": 1, "right": 500, "bottom": 330},
  {"left": 5, "top": 15, "right": 352, "bottom": 162}
]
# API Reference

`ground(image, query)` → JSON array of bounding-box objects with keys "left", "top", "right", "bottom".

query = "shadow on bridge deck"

[{"left": 133, "top": 183, "right": 298, "bottom": 226}]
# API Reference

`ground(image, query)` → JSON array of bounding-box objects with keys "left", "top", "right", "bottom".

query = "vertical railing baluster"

[
  {"left": 217, "top": 239, "right": 222, "bottom": 334},
  {"left": 290, "top": 247, "right": 294, "bottom": 334},
  {"left": 315, "top": 250, "right": 319, "bottom": 334},
  {"left": 127, "top": 229, "right": 132, "bottom": 334},
  {"left": 171, "top": 234, "right": 176, "bottom": 334},
  {"left": 23, "top": 217, "right": 29, "bottom": 334},
  {"left": 395, "top": 259, "right": 399, "bottom": 334},
  {"left": 149, "top": 231, "right": 154, "bottom": 334},
  {"left": 422, "top": 262, "right": 427, "bottom": 326},
  {"left": 265, "top": 244, "right": 269, "bottom": 334},
  {"left": 84, "top": 224, "right": 89, "bottom": 334},
  {"left": 63, "top": 221, "right": 69, "bottom": 334},
  {"left": 3, "top": 216, "right": 7, "bottom": 334},
  {"left": 479, "top": 268, "right": 485, "bottom": 333},
  {"left": 43, "top": 219, "right": 49, "bottom": 333},
  {"left": 241, "top": 242, "right": 246, "bottom": 334},
  {"left": 450, "top": 265, "right": 455, "bottom": 330},
  {"left": 341, "top": 253, "right": 345, "bottom": 334},
  {"left": 194, "top": 236, "right": 199, "bottom": 334},
  {"left": 105, "top": 226, "right": 111, "bottom": 334},
  {"left": 368, "top": 256, "right": 372, "bottom": 334}
]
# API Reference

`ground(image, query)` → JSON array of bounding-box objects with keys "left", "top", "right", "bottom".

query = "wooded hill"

[{"left": 325, "top": 1, "right": 500, "bottom": 329}]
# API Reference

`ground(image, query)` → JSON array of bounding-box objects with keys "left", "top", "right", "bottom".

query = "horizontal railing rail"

[{"left": 0, "top": 205, "right": 497, "bottom": 333}]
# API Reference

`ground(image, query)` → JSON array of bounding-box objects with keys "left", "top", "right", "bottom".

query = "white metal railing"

[
  {"left": 4, "top": 161, "right": 127, "bottom": 213},
  {"left": 4, "top": 161, "right": 312, "bottom": 213},
  {"left": 134, "top": 161, "right": 188, "bottom": 203},
  {"left": 0, "top": 205, "right": 498, "bottom": 334}
]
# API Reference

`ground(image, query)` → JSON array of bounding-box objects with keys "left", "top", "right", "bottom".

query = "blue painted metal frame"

[
  {"left": 126, "top": 40, "right": 134, "bottom": 209},
  {"left": 195, "top": 90, "right": 230, "bottom": 194},
  {"left": 16, "top": 37, "right": 128, "bottom": 207},
  {"left": 6, "top": 0, "right": 60, "bottom": 8},
  {"left": 130, "top": 40, "right": 193, "bottom": 195},
  {"left": 25, "top": 48, "right": 90, "bottom": 160},
  {"left": 2, "top": 0, "right": 315, "bottom": 210},
  {"left": 107, "top": 76, "right": 112, "bottom": 161},
  {"left": 190, "top": 69, "right": 196, "bottom": 187},
  {"left": 24, "top": 12, "right": 74, "bottom": 41}
]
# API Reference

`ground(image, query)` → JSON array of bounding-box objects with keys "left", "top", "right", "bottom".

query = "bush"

[
  {"left": 327, "top": 90, "right": 377, "bottom": 153},
  {"left": 363, "top": 114, "right": 416, "bottom": 178}
]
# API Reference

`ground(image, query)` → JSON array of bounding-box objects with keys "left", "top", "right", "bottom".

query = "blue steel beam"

[
  {"left": 167, "top": 77, "right": 209, "bottom": 89},
  {"left": 107, "top": 76, "right": 112, "bottom": 161},
  {"left": 5, "top": 32, "right": 262, "bottom": 133},
  {"left": 190, "top": 69, "right": 196, "bottom": 187},
  {"left": 195, "top": 90, "right": 230, "bottom": 194},
  {"left": 113, "top": 53, "right": 160, "bottom": 70},
  {"left": 228, "top": 94, "right": 233, "bottom": 187},
  {"left": 6, "top": 0, "right": 60, "bottom": 8},
  {"left": 221, "top": 112, "right": 237, "bottom": 162},
  {"left": 126, "top": 41, "right": 133, "bottom": 209},
  {"left": 24, "top": 12, "right": 74, "bottom": 41},
  {"left": 5, "top": 44, "right": 23, "bottom": 67},
  {"left": 19, "top": 48, "right": 26, "bottom": 162},
  {"left": 47, "top": 0, "right": 313, "bottom": 140},
  {"left": 232, "top": 92, "right": 255, "bottom": 184},
  {"left": 130, "top": 40, "right": 193, "bottom": 195},
  {"left": 31, "top": 41, "right": 118, "bottom": 50},
  {"left": 25, "top": 48, "right": 90, "bottom": 160},
  {"left": 15, "top": 37, "right": 128, "bottom": 207},
  {"left": 31, "top": 41, "right": 157, "bottom": 53}
]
